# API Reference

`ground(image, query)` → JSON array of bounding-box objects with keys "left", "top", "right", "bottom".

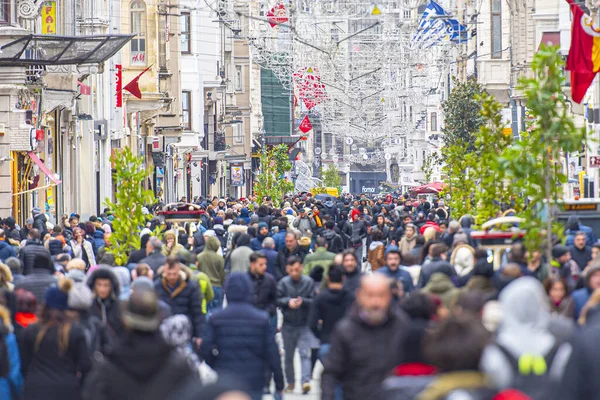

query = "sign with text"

[
  {"left": 590, "top": 156, "right": 600, "bottom": 168},
  {"left": 563, "top": 203, "right": 597, "bottom": 211},
  {"left": 41, "top": 1, "right": 57, "bottom": 35}
]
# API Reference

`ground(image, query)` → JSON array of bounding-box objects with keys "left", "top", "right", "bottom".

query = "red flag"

[
  {"left": 299, "top": 115, "right": 312, "bottom": 133},
  {"left": 267, "top": 3, "right": 288, "bottom": 28},
  {"left": 78, "top": 81, "right": 91, "bottom": 95},
  {"left": 566, "top": 0, "right": 600, "bottom": 103},
  {"left": 123, "top": 65, "right": 152, "bottom": 99},
  {"left": 115, "top": 64, "right": 123, "bottom": 108}
]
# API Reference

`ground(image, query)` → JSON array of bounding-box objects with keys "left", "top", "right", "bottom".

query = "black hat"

[{"left": 552, "top": 245, "right": 570, "bottom": 259}]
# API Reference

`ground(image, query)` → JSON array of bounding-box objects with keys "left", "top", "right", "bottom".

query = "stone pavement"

[{"left": 264, "top": 352, "right": 323, "bottom": 400}]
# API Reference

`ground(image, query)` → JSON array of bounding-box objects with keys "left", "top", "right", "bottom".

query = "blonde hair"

[
  {"left": 423, "top": 227, "right": 438, "bottom": 243},
  {"left": 66, "top": 258, "right": 86, "bottom": 272}
]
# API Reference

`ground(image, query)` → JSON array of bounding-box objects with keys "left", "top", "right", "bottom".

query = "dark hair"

[
  {"left": 286, "top": 255, "right": 302, "bottom": 266},
  {"left": 371, "top": 230, "right": 385, "bottom": 242},
  {"left": 400, "top": 292, "right": 436, "bottom": 320},
  {"left": 327, "top": 265, "right": 344, "bottom": 283},
  {"left": 325, "top": 220, "right": 335, "bottom": 229},
  {"left": 341, "top": 248, "right": 358, "bottom": 263},
  {"left": 52, "top": 225, "right": 63, "bottom": 234},
  {"left": 250, "top": 251, "right": 267, "bottom": 263},
  {"left": 474, "top": 248, "right": 488, "bottom": 260},
  {"left": 135, "top": 263, "right": 151, "bottom": 277},
  {"left": 29, "top": 228, "right": 41, "bottom": 240},
  {"left": 165, "top": 256, "right": 181, "bottom": 269},
  {"left": 508, "top": 243, "right": 525, "bottom": 264},
  {"left": 278, "top": 218, "right": 288, "bottom": 230},
  {"left": 430, "top": 242, "right": 449, "bottom": 258},
  {"left": 574, "top": 231, "right": 587, "bottom": 239},
  {"left": 402, "top": 252, "right": 418, "bottom": 266},
  {"left": 454, "top": 290, "right": 491, "bottom": 315},
  {"left": 424, "top": 314, "right": 490, "bottom": 372},
  {"left": 68, "top": 216, "right": 79, "bottom": 223},
  {"left": 543, "top": 277, "right": 570, "bottom": 296},
  {"left": 84, "top": 222, "right": 95, "bottom": 235},
  {"left": 415, "top": 235, "right": 426, "bottom": 246},
  {"left": 15, "top": 289, "right": 37, "bottom": 314},
  {"left": 315, "top": 236, "right": 328, "bottom": 248},
  {"left": 35, "top": 307, "right": 71, "bottom": 356}
]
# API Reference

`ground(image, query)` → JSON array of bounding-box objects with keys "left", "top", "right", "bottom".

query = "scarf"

[
  {"left": 313, "top": 211, "right": 323, "bottom": 228},
  {"left": 15, "top": 312, "right": 38, "bottom": 328}
]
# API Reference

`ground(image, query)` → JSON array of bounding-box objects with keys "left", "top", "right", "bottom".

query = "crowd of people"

[{"left": 0, "top": 193, "right": 598, "bottom": 400}]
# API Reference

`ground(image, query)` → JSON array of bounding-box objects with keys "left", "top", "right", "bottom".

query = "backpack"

[{"left": 494, "top": 343, "right": 562, "bottom": 400}]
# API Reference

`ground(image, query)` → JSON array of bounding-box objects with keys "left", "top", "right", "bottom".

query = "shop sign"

[
  {"left": 231, "top": 163, "right": 244, "bottom": 186},
  {"left": 41, "top": 1, "right": 57, "bottom": 35},
  {"left": 362, "top": 186, "right": 375, "bottom": 193}
]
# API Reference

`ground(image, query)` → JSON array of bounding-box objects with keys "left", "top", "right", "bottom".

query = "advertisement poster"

[
  {"left": 41, "top": 1, "right": 57, "bottom": 35},
  {"left": 230, "top": 164, "right": 244, "bottom": 186}
]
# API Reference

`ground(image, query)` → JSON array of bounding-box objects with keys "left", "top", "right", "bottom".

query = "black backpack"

[{"left": 495, "top": 343, "right": 562, "bottom": 400}]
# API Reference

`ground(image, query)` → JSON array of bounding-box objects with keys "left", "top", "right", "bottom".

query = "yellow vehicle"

[{"left": 311, "top": 187, "right": 339, "bottom": 197}]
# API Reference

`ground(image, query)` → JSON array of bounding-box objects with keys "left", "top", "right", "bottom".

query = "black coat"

[
  {"left": 0, "top": 240, "right": 16, "bottom": 262},
  {"left": 276, "top": 246, "right": 308, "bottom": 278},
  {"left": 309, "top": 287, "right": 354, "bottom": 343},
  {"left": 14, "top": 269, "right": 56, "bottom": 304},
  {"left": 140, "top": 252, "right": 167, "bottom": 272},
  {"left": 22, "top": 324, "right": 91, "bottom": 400},
  {"left": 19, "top": 240, "right": 52, "bottom": 275},
  {"left": 321, "top": 306, "right": 410, "bottom": 400},
  {"left": 154, "top": 276, "right": 204, "bottom": 338},
  {"left": 201, "top": 274, "right": 284, "bottom": 392},
  {"left": 418, "top": 257, "right": 456, "bottom": 288},
  {"left": 32, "top": 214, "right": 48, "bottom": 237},
  {"left": 127, "top": 249, "right": 147, "bottom": 265},
  {"left": 570, "top": 245, "right": 592, "bottom": 271},
  {"left": 87, "top": 268, "right": 124, "bottom": 340},
  {"left": 343, "top": 269, "right": 363, "bottom": 294},
  {"left": 249, "top": 271, "right": 277, "bottom": 316},
  {"left": 343, "top": 220, "right": 368, "bottom": 246},
  {"left": 276, "top": 275, "right": 315, "bottom": 327},
  {"left": 322, "top": 229, "right": 344, "bottom": 254},
  {"left": 82, "top": 332, "right": 196, "bottom": 400}
]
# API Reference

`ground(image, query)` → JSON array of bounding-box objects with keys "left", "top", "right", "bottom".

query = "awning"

[
  {"left": 27, "top": 151, "right": 61, "bottom": 185},
  {"left": 538, "top": 32, "right": 560, "bottom": 50},
  {"left": 0, "top": 34, "right": 135, "bottom": 66}
]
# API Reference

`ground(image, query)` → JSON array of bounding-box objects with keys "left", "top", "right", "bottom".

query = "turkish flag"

[
  {"left": 78, "top": 81, "right": 91, "bottom": 95},
  {"left": 566, "top": 0, "right": 600, "bottom": 103},
  {"left": 299, "top": 115, "right": 312, "bottom": 133},
  {"left": 267, "top": 3, "right": 288, "bottom": 28},
  {"left": 123, "top": 65, "right": 152, "bottom": 99}
]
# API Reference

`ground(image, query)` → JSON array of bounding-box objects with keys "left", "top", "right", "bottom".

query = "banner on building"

[
  {"left": 230, "top": 163, "right": 244, "bottom": 186},
  {"left": 41, "top": 1, "right": 57, "bottom": 35},
  {"left": 115, "top": 64, "right": 123, "bottom": 108}
]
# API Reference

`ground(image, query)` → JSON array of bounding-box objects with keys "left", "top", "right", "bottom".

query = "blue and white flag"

[{"left": 412, "top": 0, "right": 467, "bottom": 48}]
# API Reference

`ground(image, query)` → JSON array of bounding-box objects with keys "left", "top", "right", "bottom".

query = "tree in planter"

[
  {"left": 104, "top": 147, "right": 158, "bottom": 266},
  {"left": 497, "top": 45, "right": 586, "bottom": 261},
  {"left": 440, "top": 78, "right": 485, "bottom": 216},
  {"left": 254, "top": 144, "right": 295, "bottom": 206},
  {"left": 320, "top": 163, "right": 342, "bottom": 194}
]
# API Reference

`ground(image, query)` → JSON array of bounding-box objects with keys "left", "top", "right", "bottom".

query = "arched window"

[{"left": 130, "top": 0, "right": 146, "bottom": 65}]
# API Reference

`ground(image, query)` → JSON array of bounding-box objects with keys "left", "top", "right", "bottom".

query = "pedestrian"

[
  {"left": 341, "top": 249, "right": 362, "bottom": 294},
  {"left": 66, "top": 282, "right": 111, "bottom": 355},
  {"left": 276, "top": 232, "right": 308, "bottom": 278},
  {"left": 272, "top": 218, "right": 288, "bottom": 251},
  {"left": 82, "top": 290, "right": 196, "bottom": 400},
  {"left": 277, "top": 256, "right": 315, "bottom": 394},
  {"left": 21, "top": 279, "right": 91, "bottom": 400},
  {"left": 418, "top": 242, "right": 456, "bottom": 288},
  {"left": 377, "top": 246, "right": 414, "bottom": 294},
  {"left": 197, "top": 236, "right": 225, "bottom": 313},
  {"left": 367, "top": 230, "right": 386, "bottom": 272},
  {"left": 229, "top": 233, "right": 254, "bottom": 273},
  {"left": 551, "top": 244, "right": 580, "bottom": 291},
  {"left": 303, "top": 236, "right": 336, "bottom": 278},
  {"left": 14, "top": 253, "right": 56, "bottom": 304},
  {"left": 322, "top": 221, "right": 344, "bottom": 254},
  {"left": 87, "top": 267, "right": 124, "bottom": 340},
  {"left": 69, "top": 228, "right": 96, "bottom": 268},
  {"left": 19, "top": 229, "right": 52, "bottom": 275},
  {"left": 251, "top": 222, "right": 270, "bottom": 251},
  {"left": 451, "top": 243, "right": 475, "bottom": 278},
  {"left": 309, "top": 266, "right": 354, "bottom": 362},
  {"left": 139, "top": 237, "right": 167, "bottom": 273},
  {"left": 343, "top": 209, "right": 367, "bottom": 263},
  {"left": 0, "top": 230, "right": 16, "bottom": 263},
  {"left": 202, "top": 273, "right": 284, "bottom": 400},
  {"left": 248, "top": 252, "right": 278, "bottom": 326},
  {"left": 0, "top": 303, "right": 22, "bottom": 400},
  {"left": 321, "top": 274, "right": 409, "bottom": 400},
  {"left": 126, "top": 233, "right": 151, "bottom": 266},
  {"left": 0, "top": 262, "right": 13, "bottom": 291},
  {"left": 421, "top": 272, "right": 459, "bottom": 308},
  {"left": 154, "top": 257, "right": 204, "bottom": 348},
  {"left": 261, "top": 237, "right": 281, "bottom": 280},
  {"left": 572, "top": 264, "right": 600, "bottom": 320},
  {"left": 569, "top": 231, "right": 592, "bottom": 272},
  {"left": 544, "top": 277, "right": 575, "bottom": 319},
  {"left": 293, "top": 208, "right": 315, "bottom": 237},
  {"left": 31, "top": 207, "right": 48, "bottom": 238},
  {"left": 565, "top": 215, "right": 597, "bottom": 246},
  {"left": 398, "top": 223, "right": 417, "bottom": 256}
]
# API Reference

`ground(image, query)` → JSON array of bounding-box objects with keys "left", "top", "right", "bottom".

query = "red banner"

[{"left": 115, "top": 64, "right": 122, "bottom": 108}]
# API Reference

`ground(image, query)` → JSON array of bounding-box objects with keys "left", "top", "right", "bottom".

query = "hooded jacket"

[
  {"left": 377, "top": 265, "right": 415, "bottom": 294},
  {"left": 82, "top": 332, "right": 195, "bottom": 400},
  {"left": 87, "top": 267, "right": 124, "bottom": 340},
  {"left": 309, "top": 287, "right": 354, "bottom": 343},
  {"left": 565, "top": 215, "right": 597, "bottom": 246},
  {"left": 451, "top": 244, "right": 475, "bottom": 277},
  {"left": 32, "top": 213, "right": 48, "bottom": 237},
  {"left": 418, "top": 257, "right": 456, "bottom": 288},
  {"left": 201, "top": 273, "right": 284, "bottom": 392},
  {"left": 480, "top": 277, "right": 572, "bottom": 390},
  {"left": 229, "top": 234, "right": 254, "bottom": 273},
  {"left": 323, "top": 200, "right": 339, "bottom": 221},
  {"left": 322, "top": 229, "right": 344, "bottom": 254},
  {"left": 0, "top": 240, "right": 16, "bottom": 263},
  {"left": 421, "top": 273, "right": 458, "bottom": 308},
  {"left": 303, "top": 247, "right": 336, "bottom": 277},
  {"left": 197, "top": 236, "right": 226, "bottom": 287},
  {"left": 162, "top": 230, "right": 185, "bottom": 257},
  {"left": 19, "top": 239, "right": 52, "bottom": 275}
]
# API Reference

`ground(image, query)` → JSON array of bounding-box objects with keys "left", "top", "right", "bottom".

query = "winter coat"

[
  {"left": 549, "top": 296, "right": 575, "bottom": 319},
  {"left": 276, "top": 245, "right": 308, "bottom": 278},
  {"left": 343, "top": 269, "right": 363, "bottom": 294},
  {"left": 343, "top": 220, "right": 367, "bottom": 246},
  {"left": 293, "top": 216, "right": 316, "bottom": 237},
  {"left": 70, "top": 239, "right": 96, "bottom": 267},
  {"left": 309, "top": 287, "right": 354, "bottom": 343},
  {"left": 272, "top": 229, "right": 287, "bottom": 251},
  {"left": 451, "top": 244, "right": 475, "bottom": 277},
  {"left": 139, "top": 252, "right": 167, "bottom": 273},
  {"left": 21, "top": 324, "right": 91, "bottom": 400},
  {"left": 303, "top": 247, "right": 336, "bottom": 277},
  {"left": 78, "top": 311, "right": 112, "bottom": 356},
  {"left": 573, "top": 287, "right": 592, "bottom": 320},
  {"left": 229, "top": 246, "right": 253, "bottom": 273},
  {"left": 19, "top": 240, "right": 52, "bottom": 275},
  {"left": 322, "top": 229, "right": 344, "bottom": 254},
  {"left": 0, "top": 323, "right": 22, "bottom": 400},
  {"left": 248, "top": 271, "right": 277, "bottom": 316},
  {"left": 262, "top": 248, "right": 281, "bottom": 280},
  {"left": 14, "top": 269, "right": 56, "bottom": 304},
  {"left": 197, "top": 236, "right": 225, "bottom": 287},
  {"left": 569, "top": 245, "right": 592, "bottom": 271},
  {"left": 480, "top": 277, "right": 572, "bottom": 390},
  {"left": 32, "top": 214, "right": 48, "bottom": 237},
  {"left": 82, "top": 332, "right": 195, "bottom": 400},
  {"left": 564, "top": 216, "right": 597, "bottom": 246},
  {"left": 321, "top": 305, "right": 410, "bottom": 400},
  {"left": 201, "top": 273, "right": 284, "bottom": 392},
  {"left": 212, "top": 224, "right": 227, "bottom": 251},
  {"left": 276, "top": 275, "right": 315, "bottom": 327},
  {"left": 421, "top": 273, "right": 459, "bottom": 308},
  {"left": 377, "top": 266, "right": 415, "bottom": 294},
  {"left": 398, "top": 235, "right": 417, "bottom": 255},
  {"left": 87, "top": 268, "right": 124, "bottom": 340},
  {"left": 92, "top": 229, "right": 105, "bottom": 252},
  {"left": 250, "top": 234, "right": 267, "bottom": 251},
  {"left": 154, "top": 271, "right": 204, "bottom": 338},
  {"left": 418, "top": 257, "right": 456, "bottom": 288},
  {"left": 368, "top": 241, "right": 386, "bottom": 272},
  {"left": 0, "top": 240, "right": 16, "bottom": 263}
]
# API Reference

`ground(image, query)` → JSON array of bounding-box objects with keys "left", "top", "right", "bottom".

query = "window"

[
  {"left": 0, "top": 0, "right": 10, "bottom": 23},
  {"left": 234, "top": 123, "right": 243, "bottom": 144},
  {"left": 403, "top": 9, "right": 411, "bottom": 19},
  {"left": 491, "top": 0, "right": 502, "bottom": 58},
  {"left": 234, "top": 65, "right": 243, "bottom": 92},
  {"left": 409, "top": 106, "right": 413, "bottom": 123},
  {"left": 181, "top": 12, "right": 191, "bottom": 53},
  {"left": 430, "top": 112, "right": 438, "bottom": 131},
  {"left": 403, "top": 102, "right": 406, "bottom": 121},
  {"left": 130, "top": 1, "right": 147, "bottom": 65},
  {"left": 182, "top": 91, "right": 191, "bottom": 130}
]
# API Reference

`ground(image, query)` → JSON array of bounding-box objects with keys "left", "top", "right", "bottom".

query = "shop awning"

[
  {"left": 0, "top": 34, "right": 135, "bottom": 66},
  {"left": 27, "top": 151, "right": 61, "bottom": 185}
]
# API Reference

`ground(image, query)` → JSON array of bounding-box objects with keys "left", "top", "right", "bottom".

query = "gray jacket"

[
  {"left": 277, "top": 275, "right": 315, "bottom": 327},
  {"left": 293, "top": 217, "right": 315, "bottom": 237}
]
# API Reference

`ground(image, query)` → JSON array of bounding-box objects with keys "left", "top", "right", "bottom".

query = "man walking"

[
  {"left": 277, "top": 232, "right": 308, "bottom": 278},
  {"left": 197, "top": 236, "right": 226, "bottom": 313},
  {"left": 303, "top": 236, "right": 336, "bottom": 278},
  {"left": 201, "top": 273, "right": 284, "bottom": 400},
  {"left": 321, "top": 274, "right": 409, "bottom": 400},
  {"left": 377, "top": 245, "right": 415, "bottom": 294},
  {"left": 277, "top": 256, "right": 315, "bottom": 394},
  {"left": 343, "top": 209, "right": 367, "bottom": 264}
]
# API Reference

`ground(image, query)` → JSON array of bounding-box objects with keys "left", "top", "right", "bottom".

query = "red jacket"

[{"left": 419, "top": 221, "right": 441, "bottom": 235}]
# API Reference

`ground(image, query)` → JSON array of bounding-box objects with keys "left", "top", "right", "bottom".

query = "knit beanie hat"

[
  {"left": 66, "top": 269, "right": 86, "bottom": 283},
  {"left": 214, "top": 217, "right": 224, "bottom": 225},
  {"left": 351, "top": 209, "right": 360, "bottom": 220},
  {"left": 68, "top": 282, "right": 94, "bottom": 311},
  {"left": 132, "top": 276, "right": 154, "bottom": 292},
  {"left": 45, "top": 279, "right": 73, "bottom": 310}
]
